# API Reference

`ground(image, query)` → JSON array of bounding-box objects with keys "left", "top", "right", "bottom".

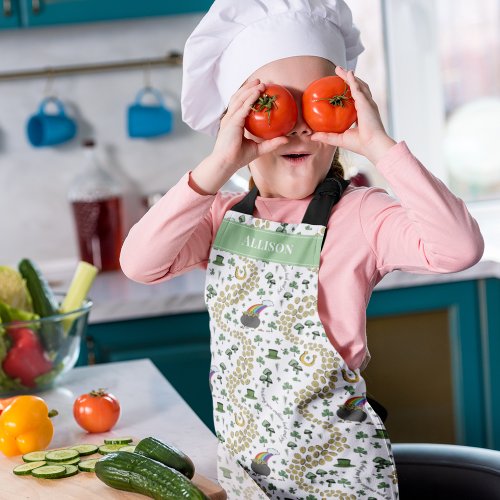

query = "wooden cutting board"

[{"left": 0, "top": 454, "right": 227, "bottom": 500}]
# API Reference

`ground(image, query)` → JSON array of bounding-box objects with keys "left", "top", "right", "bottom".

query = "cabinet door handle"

[
  {"left": 32, "top": 0, "right": 40, "bottom": 14},
  {"left": 3, "top": 0, "right": 12, "bottom": 17}
]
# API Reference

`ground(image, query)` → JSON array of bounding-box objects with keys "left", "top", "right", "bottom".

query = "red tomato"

[
  {"left": 73, "top": 388, "right": 120, "bottom": 433},
  {"left": 302, "top": 76, "right": 357, "bottom": 133},
  {"left": 245, "top": 84, "right": 298, "bottom": 139}
]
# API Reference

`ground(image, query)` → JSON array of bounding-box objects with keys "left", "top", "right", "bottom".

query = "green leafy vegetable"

[{"left": 0, "top": 266, "right": 32, "bottom": 312}]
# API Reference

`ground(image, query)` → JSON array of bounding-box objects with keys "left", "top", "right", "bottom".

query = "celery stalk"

[{"left": 61, "top": 262, "right": 98, "bottom": 332}]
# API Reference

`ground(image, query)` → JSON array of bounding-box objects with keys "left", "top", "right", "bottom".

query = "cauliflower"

[{"left": 0, "top": 265, "right": 33, "bottom": 312}]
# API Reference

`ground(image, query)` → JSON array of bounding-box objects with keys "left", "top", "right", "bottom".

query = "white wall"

[{"left": 0, "top": 14, "right": 217, "bottom": 267}]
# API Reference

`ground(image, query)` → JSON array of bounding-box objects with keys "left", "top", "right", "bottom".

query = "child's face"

[{"left": 246, "top": 55, "right": 338, "bottom": 199}]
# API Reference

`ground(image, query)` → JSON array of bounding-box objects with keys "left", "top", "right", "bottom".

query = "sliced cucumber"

[
  {"left": 119, "top": 445, "right": 136, "bottom": 453},
  {"left": 46, "top": 457, "right": 80, "bottom": 466},
  {"left": 104, "top": 437, "right": 133, "bottom": 445},
  {"left": 98, "top": 444, "right": 126, "bottom": 455},
  {"left": 22, "top": 451, "right": 47, "bottom": 463},
  {"left": 78, "top": 458, "right": 99, "bottom": 472},
  {"left": 70, "top": 444, "right": 98, "bottom": 456},
  {"left": 61, "top": 465, "right": 79, "bottom": 478},
  {"left": 13, "top": 461, "right": 47, "bottom": 476},
  {"left": 31, "top": 465, "right": 67, "bottom": 479},
  {"left": 45, "top": 449, "right": 79, "bottom": 462}
]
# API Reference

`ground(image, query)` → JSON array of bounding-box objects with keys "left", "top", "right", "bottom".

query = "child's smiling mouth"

[{"left": 281, "top": 153, "right": 312, "bottom": 163}]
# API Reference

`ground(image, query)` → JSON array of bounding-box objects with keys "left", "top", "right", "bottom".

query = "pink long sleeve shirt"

[{"left": 120, "top": 141, "right": 484, "bottom": 371}]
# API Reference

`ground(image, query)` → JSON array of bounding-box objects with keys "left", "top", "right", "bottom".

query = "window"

[{"left": 383, "top": 0, "right": 500, "bottom": 202}]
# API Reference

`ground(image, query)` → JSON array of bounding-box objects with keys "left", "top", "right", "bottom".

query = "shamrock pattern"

[{"left": 206, "top": 213, "right": 399, "bottom": 499}]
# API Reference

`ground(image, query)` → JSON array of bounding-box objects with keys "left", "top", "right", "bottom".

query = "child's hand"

[
  {"left": 211, "top": 79, "right": 289, "bottom": 172},
  {"left": 311, "top": 67, "right": 395, "bottom": 164}
]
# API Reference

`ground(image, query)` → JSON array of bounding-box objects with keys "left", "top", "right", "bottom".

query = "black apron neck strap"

[
  {"left": 230, "top": 185, "right": 259, "bottom": 215},
  {"left": 301, "top": 176, "right": 350, "bottom": 226},
  {"left": 230, "top": 176, "right": 350, "bottom": 226}
]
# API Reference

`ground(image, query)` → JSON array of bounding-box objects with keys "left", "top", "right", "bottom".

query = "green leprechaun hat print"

[
  {"left": 333, "top": 458, "right": 356, "bottom": 468},
  {"left": 240, "top": 300, "right": 273, "bottom": 328},
  {"left": 212, "top": 254, "right": 225, "bottom": 266}
]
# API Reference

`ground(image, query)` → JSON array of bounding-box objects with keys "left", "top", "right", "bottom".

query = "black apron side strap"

[
  {"left": 302, "top": 177, "right": 350, "bottom": 250},
  {"left": 229, "top": 186, "right": 259, "bottom": 215}
]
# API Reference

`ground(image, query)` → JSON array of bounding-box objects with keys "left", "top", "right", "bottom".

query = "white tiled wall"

[{"left": 0, "top": 14, "right": 216, "bottom": 266}]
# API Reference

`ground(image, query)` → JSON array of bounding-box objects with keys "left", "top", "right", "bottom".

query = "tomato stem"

[
  {"left": 313, "top": 83, "right": 351, "bottom": 107},
  {"left": 251, "top": 93, "right": 278, "bottom": 126},
  {"left": 48, "top": 409, "right": 58, "bottom": 418},
  {"left": 89, "top": 388, "right": 108, "bottom": 397}
]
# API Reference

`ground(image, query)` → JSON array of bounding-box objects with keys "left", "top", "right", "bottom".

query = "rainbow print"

[
  {"left": 344, "top": 396, "right": 367, "bottom": 409},
  {"left": 254, "top": 451, "right": 273, "bottom": 464},
  {"left": 246, "top": 304, "right": 268, "bottom": 316}
]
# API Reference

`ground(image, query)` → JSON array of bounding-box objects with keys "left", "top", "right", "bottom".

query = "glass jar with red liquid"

[{"left": 68, "top": 139, "right": 124, "bottom": 272}]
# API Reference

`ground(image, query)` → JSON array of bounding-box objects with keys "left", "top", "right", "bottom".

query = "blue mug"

[
  {"left": 127, "top": 87, "right": 173, "bottom": 139},
  {"left": 27, "top": 97, "right": 77, "bottom": 147}
]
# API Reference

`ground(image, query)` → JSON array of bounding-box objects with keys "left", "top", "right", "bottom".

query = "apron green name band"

[{"left": 213, "top": 219, "right": 322, "bottom": 267}]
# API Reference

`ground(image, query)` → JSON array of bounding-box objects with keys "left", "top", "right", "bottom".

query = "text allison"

[{"left": 241, "top": 236, "right": 294, "bottom": 255}]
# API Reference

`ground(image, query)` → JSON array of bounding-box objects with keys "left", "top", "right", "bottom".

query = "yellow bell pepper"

[{"left": 0, "top": 395, "right": 57, "bottom": 457}]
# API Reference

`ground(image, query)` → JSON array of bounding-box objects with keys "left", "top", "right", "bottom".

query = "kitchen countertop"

[
  {"left": 0, "top": 359, "right": 267, "bottom": 499},
  {"left": 42, "top": 258, "right": 500, "bottom": 325}
]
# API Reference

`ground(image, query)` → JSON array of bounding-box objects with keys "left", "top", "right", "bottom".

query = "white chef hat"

[{"left": 181, "top": 0, "right": 364, "bottom": 137}]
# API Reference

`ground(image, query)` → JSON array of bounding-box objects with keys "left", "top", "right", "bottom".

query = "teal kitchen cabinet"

[
  {"left": 363, "top": 278, "right": 500, "bottom": 452},
  {"left": 0, "top": 0, "right": 21, "bottom": 28},
  {"left": 2, "top": 0, "right": 213, "bottom": 29},
  {"left": 77, "top": 311, "right": 215, "bottom": 434}
]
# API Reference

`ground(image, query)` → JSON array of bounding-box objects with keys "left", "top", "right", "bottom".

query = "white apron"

[{"left": 206, "top": 177, "right": 399, "bottom": 499}]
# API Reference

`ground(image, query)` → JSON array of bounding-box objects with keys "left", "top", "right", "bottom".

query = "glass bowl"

[{"left": 0, "top": 293, "right": 92, "bottom": 396}]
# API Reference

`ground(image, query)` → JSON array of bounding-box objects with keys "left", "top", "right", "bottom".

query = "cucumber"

[
  {"left": 31, "top": 465, "right": 67, "bottom": 479},
  {"left": 79, "top": 458, "right": 99, "bottom": 472},
  {"left": 45, "top": 449, "right": 79, "bottom": 462},
  {"left": 13, "top": 461, "right": 47, "bottom": 475},
  {"left": 104, "top": 437, "right": 133, "bottom": 445},
  {"left": 18, "top": 258, "right": 62, "bottom": 355},
  {"left": 46, "top": 457, "right": 80, "bottom": 466},
  {"left": 61, "top": 465, "right": 79, "bottom": 478},
  {"left": 95, "top": 451, "right": 208, "bottom": 500},
  {"left": 22, "top": 451, "right": 47, "bottom": 462},
  {"left": 119, "top": 445, "right": 136, "bottom": 453},
  {"left": 134, "top": 436, "right": 195, "bottom": 479},
  {"left": 98, "top": 444, "right": 126, "bottom": 455},
  {"left": 70, "top": 444, "right": 98, "bottom": 456}
]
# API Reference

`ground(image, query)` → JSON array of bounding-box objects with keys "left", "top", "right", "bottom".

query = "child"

[{"left": 120, "top": 1, "right": 484, "bottom": 498}]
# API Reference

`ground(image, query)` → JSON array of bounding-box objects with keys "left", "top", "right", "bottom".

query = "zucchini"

[
  {"left": 134, "top": 436, "right": 195, "bottom": 479},
  {"left": 18, "top": 258, "right": 62, "bottom": 355},
  {"left": 18, "top": 259, "right": 59, "bottom": 317},
  {"left": 95, "top": 451, "right": 208, "bottom": 500}
]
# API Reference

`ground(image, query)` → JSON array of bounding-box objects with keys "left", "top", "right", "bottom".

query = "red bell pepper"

[{"left": 2, "top": 327, "right": 53, "bottom": 387}]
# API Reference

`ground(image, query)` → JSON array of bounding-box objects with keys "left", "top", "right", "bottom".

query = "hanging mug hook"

[
  {"left": 43, "top": 68, "right": 56, "bottom": 98},
  {"left": 143, "top": 60, "right": 153, "bottom": 90}
]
